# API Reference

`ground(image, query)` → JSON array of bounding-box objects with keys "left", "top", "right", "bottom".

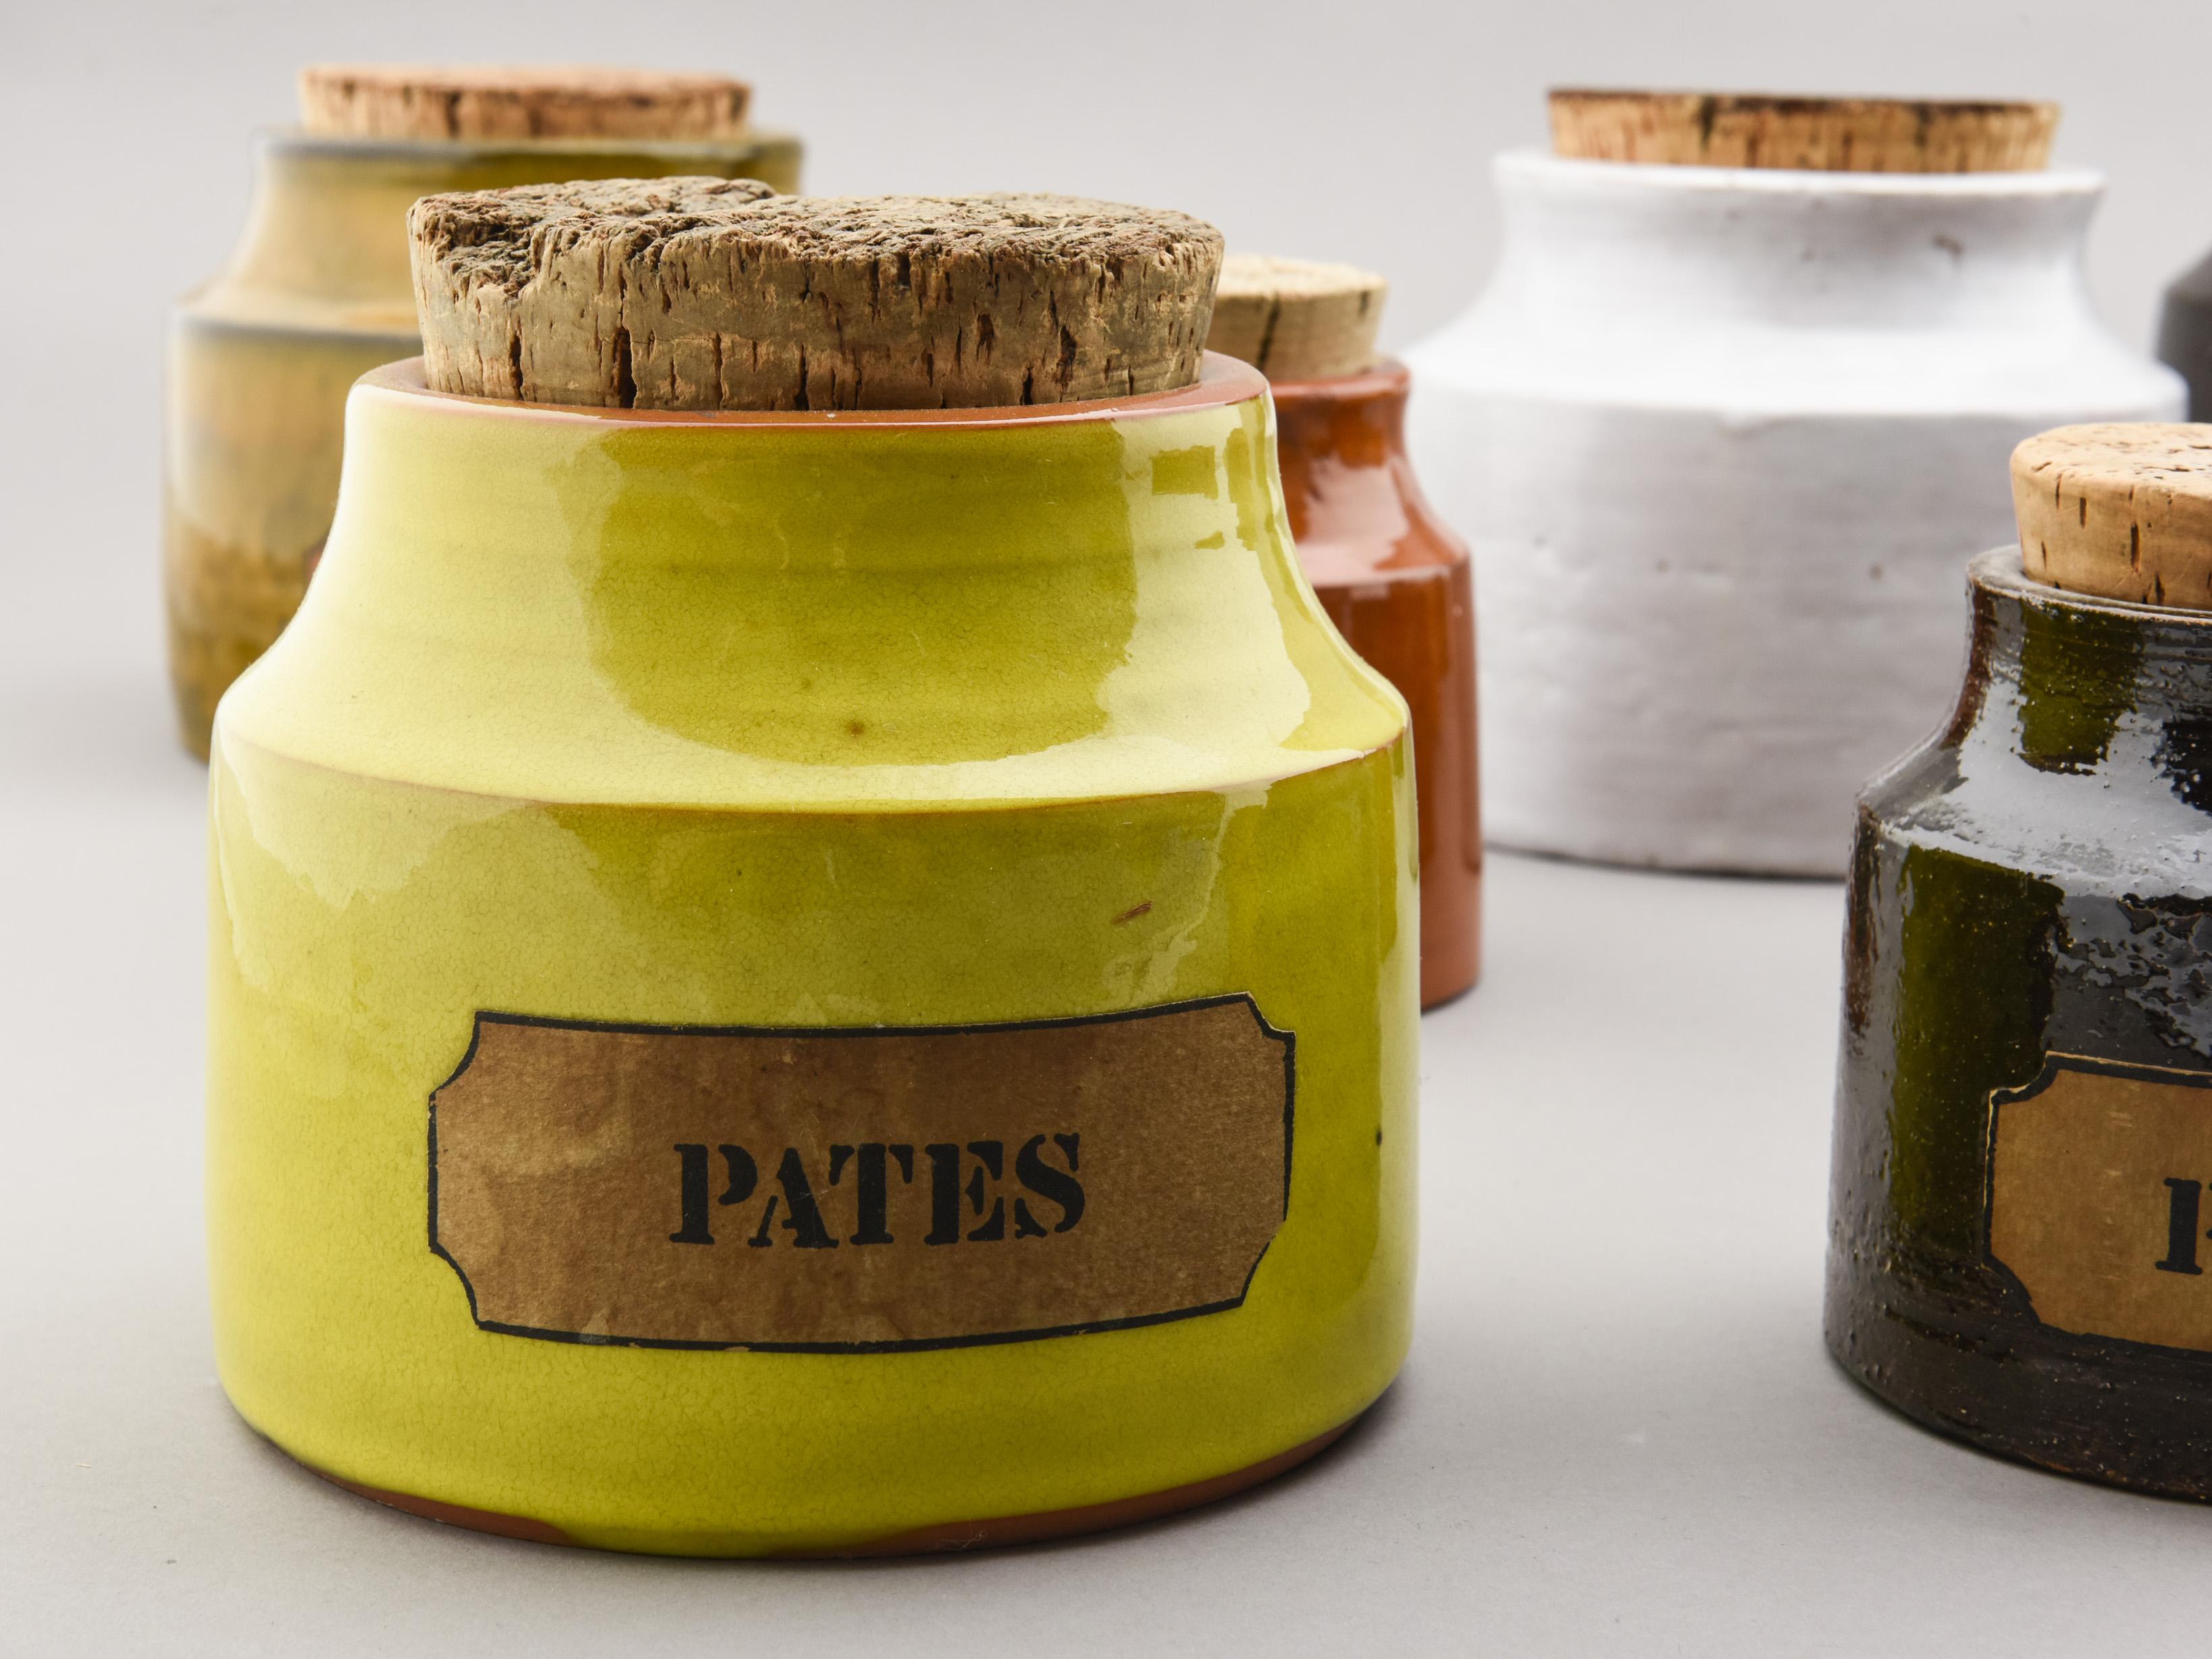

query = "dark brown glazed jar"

[
  {"left": 1827, "top": 424, "right": 2212, "bottom": 1498},
  {"left": 1274, "top": 360, "right": 1481, "bottom": 1004}
]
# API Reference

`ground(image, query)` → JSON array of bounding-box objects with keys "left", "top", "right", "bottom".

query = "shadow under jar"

[
  {"left": 164, "top": 128, "right": 802, "bottom": 758},
  {"left": 1272, "top": 360, "right": 1480, "bottom": 1004},
  {"left": 1828, "top": 549, "right": 2212, "bottom": 1494}
]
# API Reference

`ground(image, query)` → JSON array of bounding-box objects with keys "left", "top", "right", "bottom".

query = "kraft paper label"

[
  {"left": 429, "top": 996, "right": 1293, "bottom": 1353},
  {"left": 1987, "top": 1054, "right": 2212, "bottom": 1352}
]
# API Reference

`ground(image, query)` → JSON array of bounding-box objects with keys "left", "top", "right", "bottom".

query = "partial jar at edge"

[
  {"left": 2159, "top": 248, "right": 2212, "bottom": 420},
  {"left": 1828, "top": 548, "right": 2212, "bottom": 1495},
  {"left": 163, "top": 128, "right": 803, "bottom": 759},
  {"left": 1271, "top": 359, "right": 1481, "bottom": 1006}
]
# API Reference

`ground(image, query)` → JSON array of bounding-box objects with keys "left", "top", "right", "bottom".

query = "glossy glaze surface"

[
  {"left": 1828, "top": 550, "right": 2212, "bottom": 1494},
  {"left": 165, "top": 130, "right": 804, "bottom": 757},
  {"left": 207, "top": 358, "right": 1418, "bottom": 1554},
  {"left": 1272, "top": 360, "right": 1479, "bottom": 1004}
]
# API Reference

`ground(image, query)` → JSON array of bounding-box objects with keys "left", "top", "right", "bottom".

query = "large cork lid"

[
  {"left": 2012, "top": 425, "right": 2212, "bottom": 611},
  {"left": 299, "top": 64, "right": 750, "bottom": 141},
  {"left": 1206, "top": 255, "right": 1387, "bottom": 383},
  {"left": 409, "top": 180, "right": 1223, "bottom": 411},
  {"left": 1550, "top": 89, "right": 2057, "bottom": 172}
]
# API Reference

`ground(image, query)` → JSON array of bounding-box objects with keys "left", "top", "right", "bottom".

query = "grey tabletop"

[{"left": 8, "top": 657, "right": 2212, "bottom": 1656}]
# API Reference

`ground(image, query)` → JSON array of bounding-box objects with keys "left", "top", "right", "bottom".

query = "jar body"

[
  {"left": 2157, "top": 247, "right": 2212, "bottom": 420},
  {"left": 1407, "top": 153, "right": 2182, "bottom": 874},
  {"left": 207, "top": 361, "right": 1418, "bottom": 1554},
  {"left": 1826, "top": 551, "right": 2212, "bottom": 1494},
  {"left": 1274, "top": 361, "right": 1480, "bottom": 1006},
  {"left": 165, "top": 131, "right": 803, "bottom": 758}
]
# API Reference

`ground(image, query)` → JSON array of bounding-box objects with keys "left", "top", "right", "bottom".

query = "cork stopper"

[
  {"left": 1549, "top": 89, "right": 2057, "bottom": 172},
  {"left": 299, "top": 64, "right": 750, "bottom": 141},
  {"left": 2011, "top": 426, "right": 2212, "bottom": 611},
  {"left": 1206, "top": 255, "right": 1387, "bottom": 383},
  {"left": 409, "top": 181, "right": 1224, "bottom": 411}
]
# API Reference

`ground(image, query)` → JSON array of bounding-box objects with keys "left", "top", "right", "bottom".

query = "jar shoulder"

[{"left": 1861, "top": 734, "right": 2212, "bottom": 899}]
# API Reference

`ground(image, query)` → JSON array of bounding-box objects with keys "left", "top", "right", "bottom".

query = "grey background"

[
  {"left": 10, "top": 1, "right": 2212, "bottom": 1652},
  {"left": 9, "top": 0, "right": 2212, "bottom": 682}
]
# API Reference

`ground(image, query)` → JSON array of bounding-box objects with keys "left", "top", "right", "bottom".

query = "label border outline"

[
  {"left": 427, "top": 992, "right": 1297, "bottom": 1356},
  {"left": 1982, "top": 1050, "right": 2212, "bottom": 1353}
]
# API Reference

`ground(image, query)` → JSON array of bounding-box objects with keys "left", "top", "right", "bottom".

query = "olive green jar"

[
  {"left": 1828, "top": 531, "right": 2212, "bottom": 1493},
  {"left": 165, "top": 128, "right": 802, "bottom": 757}
]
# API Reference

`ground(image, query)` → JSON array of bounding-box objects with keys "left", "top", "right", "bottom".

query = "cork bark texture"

[
  {"left": 409, "top": 183, "right": 1225, "bottom": 410},
  {"left": 299, "top": 65, "right": 750, "bottom": 141},
  {"left": 1207, "top": 254, "right": 1387, "bottom": 383},
  {"left": 1549, "top": 90, "right": 2057, "bottom": 172},
  {"left": 2013, "top": 424, "right": 2212, "bottom": 611}
]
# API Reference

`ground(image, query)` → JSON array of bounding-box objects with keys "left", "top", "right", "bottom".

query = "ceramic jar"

[
  {"left": 1272, "top": 360, "right": 1480, "bottom": 1004},
  {"left": 205, "top": 355, "right": 1416, "bottom": 1555},
  {"left": 1827, "top": 548, "right": 2212, "bottom": 1495},
  {"left": 1406, "top": 152, "right": 2181, "bottom": 873},
  {"left": 165, "top": 129, "right": 802, "bottom": 757},
  {"left": 2158, "top": 252, "right": 2212, "bottom": 420}
]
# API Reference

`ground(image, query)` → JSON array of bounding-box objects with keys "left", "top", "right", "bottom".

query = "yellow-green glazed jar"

[
  {"left": 206, "top": 353, "right": 1418, "bottom": 1556},
  {"left": 165, "top": 129, "right": 803, "bottom": 758}
]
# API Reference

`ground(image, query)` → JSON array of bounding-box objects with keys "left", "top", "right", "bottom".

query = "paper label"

[
  {"left": 1987, "top": 1054, "right": 2212, "bottom": 1352},
  {"left": 429, "top": 996, "right": 1293, "bottom": 1353}
]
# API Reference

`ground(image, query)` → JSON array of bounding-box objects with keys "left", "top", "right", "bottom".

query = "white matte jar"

[{"left": 1406, "top": 151, "right": 2181, "bottom": 874}]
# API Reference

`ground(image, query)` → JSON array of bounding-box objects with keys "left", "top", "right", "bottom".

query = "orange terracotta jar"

[{"left": 1273, "top": 360, "right": 1480, "bottom": 1004}]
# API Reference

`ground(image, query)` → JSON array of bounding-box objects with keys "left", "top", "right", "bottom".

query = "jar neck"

[
  {"left": 1270, "top": 361, "right": 1409, "bottom": 526},
  {"left": 188, "top": 131, "right": 803, "bottom": 336},
  {"left": 1487, "top": 152, "right": 2102, "bottom": 331},
  {"left": 1268, "top": 360, "right": 1462, "bottom": 581},
  {"left": 1955, "top": 551, "right": 2212, "bottom": 802}
]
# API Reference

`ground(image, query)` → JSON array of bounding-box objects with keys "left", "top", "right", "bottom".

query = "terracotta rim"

[
  {"left": 305, "top": 1414, "right": 1360, "bottom": 1558},
  {"left": 361, "top": 353, "right": 1268, "bottom": 433},
  {"left": 1267, "top": 357, "right": 1410, "bottom": 404}
]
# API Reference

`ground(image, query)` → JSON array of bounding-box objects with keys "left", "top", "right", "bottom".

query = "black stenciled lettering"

[
  {"left": 964, "top": 1141, "right": 1006, "bottom": 1241},
  {"left": 839, "top": 1143, "right": 915, "bottom": 1246},
  {"left": 925, "top": 1144, "right": 962, "bottom": 1244},
  {"left": 717, "top": 1146, "right": 758, "bottom": 1206},
  {"left": 688, "top": 1134, "right": 1069, "bottom": 1250},
  {"left": 670, "top": 1144, "right": 715, "bottom": 1245},
  {"left": 772, "top": 1148, "right": 838, "bottom": 1248},
  {"left": 2159, "top": 1177, "right": 2206, "bottom": 1275},
  {"left": 1014, "top": 1133, "right": 1085, "bottom": 1237}
]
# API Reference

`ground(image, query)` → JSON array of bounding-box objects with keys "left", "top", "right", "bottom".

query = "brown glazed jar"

[
  {"left": 1275, "top": 363, "right": 1480, "bottom": 1004},
  {"left": 1210, "top": 256, "right": 1481, "bottom": 1006}
]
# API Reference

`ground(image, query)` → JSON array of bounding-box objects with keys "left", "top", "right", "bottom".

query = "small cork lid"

[
  {"left": 409, "top": 180, "right": 1224, "bottom": 411},
  {"left": 2012, "top": 425, "right": 2212, "bottom": 611},
  {"left": 1549, "top": 89, "right": 2057, "bottom": 172},
  {"left": 1206, "top": 255, "right": 1387, "bottom": 383},
  {"left": 299, "top": 64, "right": 750, "bottom": 142}
]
